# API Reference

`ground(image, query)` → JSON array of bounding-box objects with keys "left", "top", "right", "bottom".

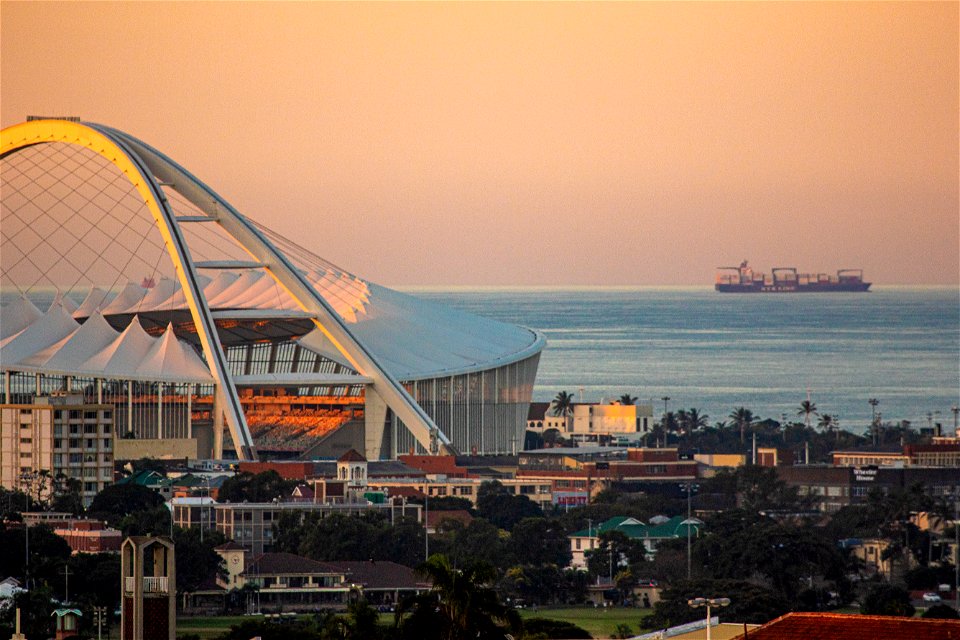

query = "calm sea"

[
  {"left": 406, "top": 286, "right": 960, "bottom": 433},
  {"left": 5, "top": 286, "right": 958, "bottom": 433}
]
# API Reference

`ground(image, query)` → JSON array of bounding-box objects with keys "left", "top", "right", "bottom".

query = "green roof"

[{"left": 570, "top": 515, "right": 702, "bottom": 540}]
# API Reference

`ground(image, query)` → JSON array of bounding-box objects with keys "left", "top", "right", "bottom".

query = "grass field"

[
  {"left": 519, "top": 606, "right": 653, "bottom": 639},
  {"left": 176, "top": 615, "right": 260, "bottom": 639},
  {"left": 177, "top": 607, "right": 652, "bottom": 639}
]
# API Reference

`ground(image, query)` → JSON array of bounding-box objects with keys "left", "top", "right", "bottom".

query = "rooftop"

[{"left": 730, "top": 612, "right": 960, "bottom": 640}]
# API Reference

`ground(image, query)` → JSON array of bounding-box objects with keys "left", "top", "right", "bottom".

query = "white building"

[{"left": 1, "top": 118, "right": 545, "bottom": 463}]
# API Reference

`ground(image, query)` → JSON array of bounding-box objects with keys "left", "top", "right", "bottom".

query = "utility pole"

[
  {"left": 687, "top": 483, "right": 692, "bottom": 579},
  {"left": 62, "top": 564, "right": 71, "bottom": 603},
  {"left": 93, "top": 606, "right": 106, "bottom": 640},
  {"left": 424, "top": 490, "right": 429, "bottom": 561}
]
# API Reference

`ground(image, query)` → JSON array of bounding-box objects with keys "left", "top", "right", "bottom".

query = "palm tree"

[
  {"left": 675, "top": 409, "right": 689, "bottom": 435},
  {"left": 729, "top": 407, "right": 754, "bottom": 444},
  {"left": 404, "top": 554, "right": 517, "bottom": 640},
  {"left": 817, "top": 414, "right": 837, "bottom": 441},
  {"left": 618, "top": 393, "right": 637, "bottom": 406},
  {"left": 552, "top": 390, "right": 575, "bottom": 434},
  {"left": 798, "top": 400, "right": 817, "bottom": 429},
  {"left": 685, "top": 408, "right": 709, "bottom": 434}
]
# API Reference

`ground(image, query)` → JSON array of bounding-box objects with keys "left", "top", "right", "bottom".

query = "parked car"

[{"left": 922, "top": 592, "right": 942, "bottom": 603}]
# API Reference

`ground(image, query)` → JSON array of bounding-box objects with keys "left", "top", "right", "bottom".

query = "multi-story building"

[
  {"left": 831, "top": 442, "right": 960, "bottom": 468},
  {"left": 778, "top": 465, "right": 960, "bottom": 512},
  {"left": 516, "top": 447, "right": 698, "bottom": 505},
  {"left": 1, "top": 394, "right": 114, "bottom": 505},
  {"left": 527, "top": 401, "right": 656, "bottom": 444},
  {"left": 202, "top": 498, "right": 423, "bottom": 555},
  {"left": 568, "top": 515, "right": 702, "bottom": 569}
]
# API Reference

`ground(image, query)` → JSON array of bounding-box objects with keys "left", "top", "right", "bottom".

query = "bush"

[
  {"left": 922, "top": 603, "right": 959, "bottom": 619},
  {"left": 521, "top": 618, "right": 591, "bottom": 639},
  {"left": 860, "top": 584, "right": 915, "bottom": 617}
]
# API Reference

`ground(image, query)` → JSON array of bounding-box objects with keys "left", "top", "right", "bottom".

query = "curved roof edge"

[{"left": 399, "top": 327, "right": 545, "bottom": 382}]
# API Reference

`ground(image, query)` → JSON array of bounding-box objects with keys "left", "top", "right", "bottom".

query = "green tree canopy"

[
  {"left": 476, "top": 480, "right": 543, "bottom": 531},
  {"left": 87, "top": 483, "right": 165, "bottom": 526},
  {"left": 860, "top": 583, "right": 915, "bottom": 617},
  {"left": 217, "top": 470, "right": 298, "bottom": 503},
  {"left": 643, "top": 578, "right": 789, "bottom": 628}
]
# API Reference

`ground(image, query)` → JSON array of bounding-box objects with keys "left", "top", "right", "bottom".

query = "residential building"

[
  {"left": 1, "top": 394, "right": 114, "bottom": 506},
  {"left": 568, "top": 515, "right": 702, "bottom": 569}
]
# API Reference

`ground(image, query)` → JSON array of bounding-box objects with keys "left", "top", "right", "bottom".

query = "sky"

[{"left": 2, "top": 2, "right": 957, "bottom": 286}]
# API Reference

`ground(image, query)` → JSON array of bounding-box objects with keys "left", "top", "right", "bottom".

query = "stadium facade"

[{"left": 0, "top": 118, "right": 544, "bottom": 470}]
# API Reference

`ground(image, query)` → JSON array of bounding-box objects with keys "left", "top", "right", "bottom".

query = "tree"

[
  {"left": 619, "top": 394, "right": 637, "bottom": 405},
  {"left": 552, "top": 391, "right": 576, "bottom": 433},
  {"left": 817, "top": 414, "right": 838, "bottom": 440},
  {"left": 922, "top": 604, "right": 960, "bottom": 619},
  {"left": 643, "top": 578, "right": 789, "bottom": 628},
  {"left": 218, "top": 470, "right": 297, "bottom": 503},
  {"left": 476, "top": 480, "right": 543, "bottom": 531},
  {"left": 0, "top": 585, "right": 57, "bottom": 640},
  {"left": 400, "top": 554, "right": 519, "bottom": 640},
  {"left": 174, "top": 527, "right": 226, "bottom": 595},
  {"left": 118, "top": 504, "right": 172, "bottom": 537},
  {"left": 729, "top": 407, "right": 754, "bottom": 444},
  {"left": 88, "top": 483, "right": 165, "bottom": 526},
  {"left": 860, "top": 583, "right": 915, "bottom": 617},
  {"left": 507, "top": 517, "right": 571, "bottom": 568},
  {"left": 797, "top": 400, "right": 817, "bottom": 428},
  {"left": 50, "top": 473, "right": 83, "bottom": 515},
  {"left": 521, "top": 618, "right": 591, "bottom": 639}
]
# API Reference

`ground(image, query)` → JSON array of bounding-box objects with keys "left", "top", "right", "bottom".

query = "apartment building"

[{"left": 1, "top": 394, "right": 114, "bottom": 505}]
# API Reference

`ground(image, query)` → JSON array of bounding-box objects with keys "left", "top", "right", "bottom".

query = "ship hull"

[{"left": 716, "top": 282, "right": 871, "bottom": 293}]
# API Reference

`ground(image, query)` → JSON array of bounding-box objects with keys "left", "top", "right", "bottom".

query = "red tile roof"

[
  {"left": 730, "top": 612, "right": 960, "bottom": 640},
  {"left": 338, "top": 449, "right": 367, "bottom": 462},
  {"left": 242, "top": 552, "right": 341, "bottom": 577},
  {"left": 325, "top": 560, "right": 430, "bottom": 591}
]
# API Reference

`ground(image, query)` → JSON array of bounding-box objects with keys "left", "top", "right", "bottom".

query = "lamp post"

[
  {"left": 952, "top": 405, "right": 959, "bottom": 431},
  {"left": 679, "top": 481, "right": 701, "bottom": 579},
  {"left": 687, "top": 597, "right": 730, "bottom": 640},
  {"left": 868, "top": 399, "right": 879, "bottom": 446}
]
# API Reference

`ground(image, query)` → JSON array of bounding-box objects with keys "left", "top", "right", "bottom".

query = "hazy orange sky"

[{"left": 2, "top": 2, "right": 957, "bottom": 285}]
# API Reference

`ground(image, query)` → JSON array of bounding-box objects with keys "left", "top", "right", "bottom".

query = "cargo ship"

[{"left": 715, "top": 261, "right": 871, "bottom": 293}]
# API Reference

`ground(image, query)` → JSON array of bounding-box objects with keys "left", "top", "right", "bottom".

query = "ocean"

[
  {"left": 4, "top": 286, "right": 958, "bottom": 433},
  {"left": 406, "top": 286, "right": 960, "bottom": 433}
]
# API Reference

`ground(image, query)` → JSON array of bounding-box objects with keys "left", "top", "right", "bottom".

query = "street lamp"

[
  {"left": 868, "top": 399, "right": 879, "bottom": 446},
  {"left": 687, "top": 597, "right": 730, "bottom": 640},
  {"left": 952, "top": 406, "right": 959, "bottom": 431}
]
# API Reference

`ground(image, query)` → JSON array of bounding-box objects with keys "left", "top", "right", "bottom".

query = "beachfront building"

[
  {"left": 1, "top": 118, "right": 544, "bottom": 466},
  {"left": 527, "top": 401, "right": 656, "bottom": 443}
]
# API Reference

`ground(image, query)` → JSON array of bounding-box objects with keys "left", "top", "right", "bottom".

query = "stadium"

[{"left": 1, "top": 118, "right": 544, "bottom": 473}]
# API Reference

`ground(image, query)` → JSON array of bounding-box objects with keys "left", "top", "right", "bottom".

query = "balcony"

[{"left": 124, "top": 576, "right": 169, "bottom": 594}]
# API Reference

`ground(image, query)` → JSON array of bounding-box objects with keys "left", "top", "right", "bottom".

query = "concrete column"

[
  {"left": 213, "top": 389, "right": 225, "bottom": 460},
  {"left": 364, "top": 386, "right": 389, "bottom": 460},
  {"left": 158, "top": 384, "right": 164, "bottom": 440}
]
